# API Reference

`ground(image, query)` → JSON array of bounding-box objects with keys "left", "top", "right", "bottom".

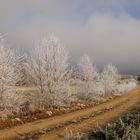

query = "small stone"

[
  {"left": 71, "top": 119, "right": 77, "bottom": 123},
  {"left": 15, "top": 118, "right": 22, "bottom": 122},
  {"left": 46, "top": 111, "right": 53, "bottom": 116},
  {"left": 80, "top": 104, "right": 85, "bottom": 107},
  {"left": 33, "top": 117, "right": 37, "bottom": 120}
]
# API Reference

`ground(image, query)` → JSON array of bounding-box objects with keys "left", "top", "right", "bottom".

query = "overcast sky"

[{"left": 0, "top": 0, "right": 140, "bottom": 75}]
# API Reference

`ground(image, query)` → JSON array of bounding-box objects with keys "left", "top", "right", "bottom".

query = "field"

[{"left": 0, "top": 86, "right": 140, "bottom": 140}]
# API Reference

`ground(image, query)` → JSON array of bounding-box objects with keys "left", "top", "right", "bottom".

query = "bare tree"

[
  {"left": 15, "top": 52, "right": 29, "bottom": 86},
  {"left": 79, "top": 54, "right": 98, "bottom": 81},
  {"left": 78, "top": 54, "right": 99, "bottom": 99},
  {"left": 27, "top": 35, "right": 71, "bottom": 108},
  {"left": 101, "top": 64, "right": 119, "bottom": 96},
  {"left": 0, "top": 33, "right": 23, "bottom": 110}
]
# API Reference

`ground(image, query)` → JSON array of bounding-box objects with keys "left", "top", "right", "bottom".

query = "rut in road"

[{"left": 0, "top": 87, "right": 140, "bottom": 140}]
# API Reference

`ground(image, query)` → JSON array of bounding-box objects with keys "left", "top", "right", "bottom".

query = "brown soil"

[
  {"left": 0, "top": 98, "right": 109, "bottom": 129},
  {"left": 0, "top": 86, "right": 140, "bottom": 140}
]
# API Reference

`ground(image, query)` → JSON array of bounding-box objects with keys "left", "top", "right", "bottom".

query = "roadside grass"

[
  {"left": 66, "top": 104, "right": 140, "bottom": 140},
  {"left": 88, "top": 105, "right": 140, "bottom": 140}
]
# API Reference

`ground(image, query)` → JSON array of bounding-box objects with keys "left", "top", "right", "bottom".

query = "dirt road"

[{"left": 0, "top": 86, "right": 140, "bottom": 140}]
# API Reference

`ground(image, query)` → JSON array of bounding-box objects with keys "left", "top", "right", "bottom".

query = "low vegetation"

[{"left": 65, "top": 105, "right": 140, "bottom": 140}]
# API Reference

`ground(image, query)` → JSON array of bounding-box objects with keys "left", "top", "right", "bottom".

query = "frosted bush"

[
  {"left": 116, "top": 81, "right": 137, "bottom": 94},
  {"left": 1, "top": 91, "right": 25, "bottom": 115},
  {"left": 101, "top": 64, "right": 119, "bottom": 96},
  {"left": 78, "top": 54, "right": 99, "bottom": 99},
  {"left": 93, "top": 82, "right": 105, "bottom": 97}
]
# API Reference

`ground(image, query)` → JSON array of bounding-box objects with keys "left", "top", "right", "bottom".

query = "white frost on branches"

[
  {"left": 27, "top": 35, "right": 71, "bottom": 108},
  {"left": 101, "top": 64, "right": 120, "bottom": 96},
  {"left": 117, "top": 81, "right": 137, "bottom": 94},
  {"left": 78, "top": 54, "right": 99, "bottom": 99},
  {"left": 0, "top": 34, "right": 24, "bottom": 111},
  {"left": 79, "top": 54, "right": 98, "bottom": 81}
]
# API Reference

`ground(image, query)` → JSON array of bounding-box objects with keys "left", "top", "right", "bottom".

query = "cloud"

[{"left": 0, "top": 0, "right": 140, "bottom": 74}]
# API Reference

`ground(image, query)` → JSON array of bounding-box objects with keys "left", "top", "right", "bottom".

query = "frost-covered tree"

[
  {"left": 78, "top": 54, "right": 99, "bottom": 99},
  {"left": 14, "top": 51, "right": 29, "bottom": 86},
  {"left": 101, "top": 64, "right": 119, "bottom": 96},
  {"left": 27, "top": 35, "right": 71, "bottom": 108},
  {"left": 79, "top": 54, "right": 98, "bottom": 81},
  {"left": 0, "top": 33, "right": 23, "bottom": 109}
]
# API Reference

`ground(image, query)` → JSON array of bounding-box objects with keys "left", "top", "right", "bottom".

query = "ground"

[{"left": 0, "top": 86, "right": 140, "bottom": 140}]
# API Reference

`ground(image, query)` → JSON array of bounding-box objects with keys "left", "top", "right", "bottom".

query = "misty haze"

[{"left": 0, "top": 1, "right": 140, "bottom": 140}]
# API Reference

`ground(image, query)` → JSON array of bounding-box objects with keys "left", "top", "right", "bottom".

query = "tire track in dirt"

[
  {"left": 39, "top": 88, "right": 140, "bottom": 140},
  {"left": 14, "top": 98, "right": 130, "bottom": 140}
]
